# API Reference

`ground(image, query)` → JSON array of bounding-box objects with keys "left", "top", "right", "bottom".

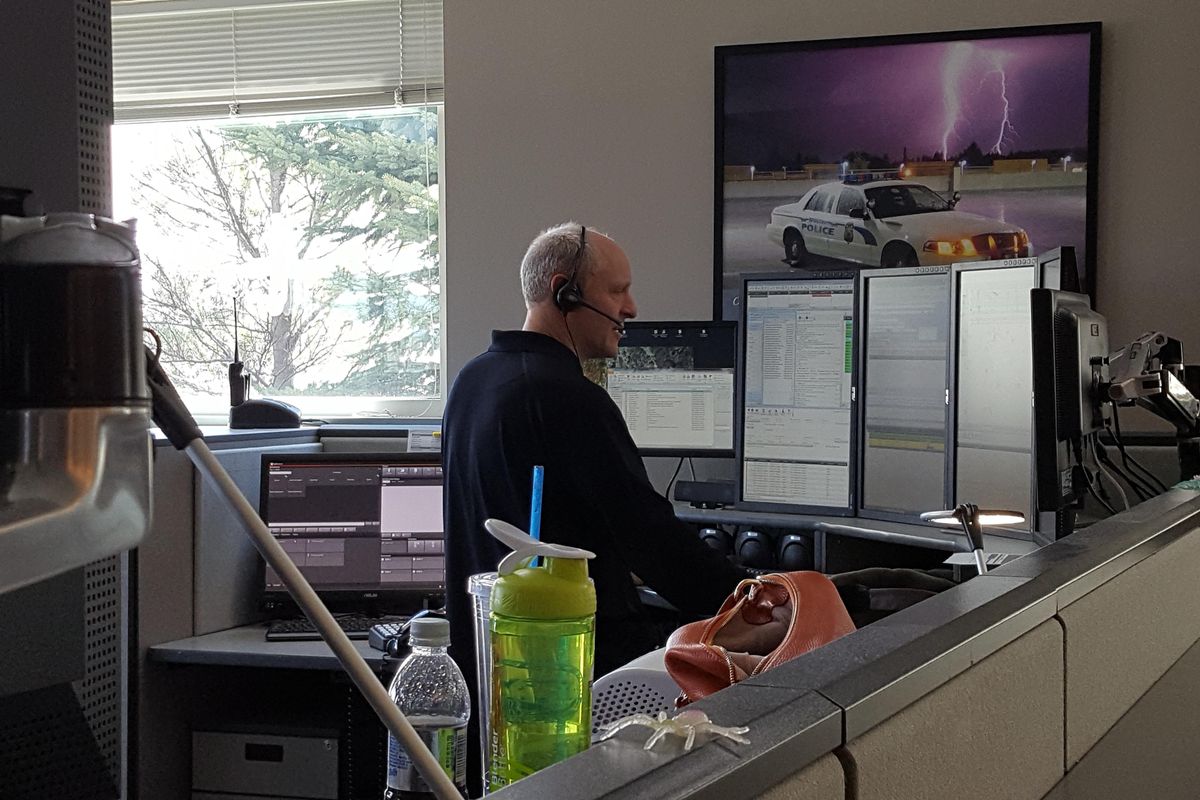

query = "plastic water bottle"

[
  {"left": 384, "top": 617, "right": 470, "bottom": 799},
  {"left": 483, "top": 519, "right": 596, "bottom": 791}
]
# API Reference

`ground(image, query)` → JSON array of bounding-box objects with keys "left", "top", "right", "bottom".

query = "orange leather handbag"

[{"left": 664, "top": 571, "right": 856, "bottom": 705}]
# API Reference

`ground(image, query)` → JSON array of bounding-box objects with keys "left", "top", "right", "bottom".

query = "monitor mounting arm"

[{"left": 1107, "top": 332, "right": 1200, "bottom": 480}]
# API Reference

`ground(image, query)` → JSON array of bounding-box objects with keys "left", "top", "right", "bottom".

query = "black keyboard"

[
  {"left": 367, "top": 609, "right": 445, "bottom": 652},
  {"left": 368, "top": 620, "right": 409, "bottom": 652},
  {"left": 265, "top": 615, "right": 407, "bottom": 642}
]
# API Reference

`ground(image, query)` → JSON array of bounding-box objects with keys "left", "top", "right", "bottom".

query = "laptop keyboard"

[{"left": 265, "top": 614, "right": 407, "bottom": 642}]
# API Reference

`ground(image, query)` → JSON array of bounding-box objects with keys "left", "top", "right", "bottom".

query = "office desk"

[
  {"left": 149, "top": 622, "right": 391, "bottom": 671},
  {"left": 672, "top": 503, "right": 1038, "bottom": 571},
  {"left": 149, "top": 624, "right": 392, "bottom": 797}
]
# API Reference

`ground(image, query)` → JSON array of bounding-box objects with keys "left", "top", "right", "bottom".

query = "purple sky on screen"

[{"left": 723, "top": 32, "right": 1093, "bottom": 165}]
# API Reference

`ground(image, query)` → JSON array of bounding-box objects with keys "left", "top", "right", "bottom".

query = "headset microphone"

[{"left": 563, "top": 290, "right": 625, "bottom": 333}]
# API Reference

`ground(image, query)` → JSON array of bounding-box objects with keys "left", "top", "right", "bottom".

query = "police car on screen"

[{"left": 766, "top": 180, "right": 1030, "bottom": 269}]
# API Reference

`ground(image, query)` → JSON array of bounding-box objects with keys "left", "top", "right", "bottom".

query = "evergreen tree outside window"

[
  {"left": 109, "top": 0, "right": 445, "bottom": 419},
  {"left": 111, "top": 107, "right": 443, "bottom": 419}
]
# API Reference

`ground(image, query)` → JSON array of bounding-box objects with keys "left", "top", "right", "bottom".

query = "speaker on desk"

[
  {"left": 776, "top": 533, "right": 814, "bottom": 571},
  {"left": 674, "top": 480, "right": 736, "bottom": 509},
  {"left": 698, "top": 527, "right": 733, "bottom": 556},
  {"left": 734, "top": 529, "right": 774, "bottom": 569}
]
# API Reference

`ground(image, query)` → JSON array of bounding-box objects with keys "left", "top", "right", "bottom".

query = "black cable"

[
  {"left": 665, "top": 457, "right": 685, "bottom": 500},
  {"left": 1080, "top": 436, "right": 1118, "bottom": 510},
  {"left": 1111, "top": 403, "right": 1162, "bottom": 491},
  {"left": 1085, "top": 476, "right": 1117, "bottom": 516},
  {"left": 1101, "top": 423, "right": 1157, "bottom": 499},
  {"left": 1104, "top": 424, "right": 1156, "bottom": 496},
  {"left": 1092, "top": 468, "right": 1114, "bottom": 505},
  {"left": 560, "top": 308, "right": 581, "bottom": 359},
  {"left": 687, "top": 457, "right": 696, "bottom": 481},
  {"left": 1082, "top": 461, "right": 1117, "bottom": 515},
  {"left": 1094, "top": 436, "right": 1151, "bottom": 502},
  {"left": 1111, "top": 404, "right": 1169, "bottom": 492}
]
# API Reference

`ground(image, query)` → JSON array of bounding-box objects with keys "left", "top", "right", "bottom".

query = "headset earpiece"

[{"left": 554, "top": 275, "right": 582, "bottom": 312}]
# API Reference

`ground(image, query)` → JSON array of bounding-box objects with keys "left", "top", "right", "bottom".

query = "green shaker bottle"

[{"left": 483, "top": 519, "right": 596, "bottom": 791}]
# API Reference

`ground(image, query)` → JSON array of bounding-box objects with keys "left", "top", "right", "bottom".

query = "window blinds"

[{"left": 111, "top": 0, "right": 443, "bottom": 121}]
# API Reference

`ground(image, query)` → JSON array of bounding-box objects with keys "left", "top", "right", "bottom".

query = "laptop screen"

[{"left": 259, "top": 452, "right": 445, "bottom": 612}]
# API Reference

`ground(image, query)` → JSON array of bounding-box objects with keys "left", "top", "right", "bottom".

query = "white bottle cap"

[{"left": 409, "top": 616, "right": 450, "bottom": 647}]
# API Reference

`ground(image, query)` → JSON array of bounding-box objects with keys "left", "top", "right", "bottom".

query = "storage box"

[{"left": 192, "top": 730, "right": 338, "bottom": 799}]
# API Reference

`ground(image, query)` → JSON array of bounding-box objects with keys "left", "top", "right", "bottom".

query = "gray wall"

[
  {"left": 443, "top": 0, "right": 1200, "bottom": 431},
  {"left": 0, "top": 1, "right": 86, "bottom": 213}
]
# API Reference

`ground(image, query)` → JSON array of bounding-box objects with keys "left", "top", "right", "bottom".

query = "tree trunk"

[{"left": 270, "top": 279, "right": 299, "bottom": 390}]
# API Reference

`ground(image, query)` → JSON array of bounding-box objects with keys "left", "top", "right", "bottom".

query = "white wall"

[{"left": 443, "top": 0, "right": 1200, "bottom": 429}]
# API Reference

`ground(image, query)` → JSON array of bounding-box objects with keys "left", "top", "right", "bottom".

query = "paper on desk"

[{"left": 408, "top": 429, "right": 441, "bottom": 452}]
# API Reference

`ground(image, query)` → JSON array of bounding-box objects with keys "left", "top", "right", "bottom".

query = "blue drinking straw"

[
  {"left": 529, "top": 465, "right": 545, "bottom": 540},
  {"left": 529, "top": 465, "right": 544, "bottom": 567}
]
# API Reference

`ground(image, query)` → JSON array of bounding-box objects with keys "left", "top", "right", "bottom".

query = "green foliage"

[
  {"left": 129, "top": 111, "right": 441, "bottom": 398},
  {"left": 953, "top": 141, "right": 989, "bottom": 166},
  {"left": 841, "top": 150, "right": 896, "bottom": 171}
]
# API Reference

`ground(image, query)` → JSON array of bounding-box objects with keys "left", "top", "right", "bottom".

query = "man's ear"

[{"left": 553, "top": 273, "right": 581, "bottom": 312}]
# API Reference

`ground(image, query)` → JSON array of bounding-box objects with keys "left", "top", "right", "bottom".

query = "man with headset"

[{"left": 442, "top": 223, "right": 746, "bottom": 787}]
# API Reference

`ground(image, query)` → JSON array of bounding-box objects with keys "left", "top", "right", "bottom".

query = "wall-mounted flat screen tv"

[{"left": 715, "top": 22, "right": 1101, "bottom": 320}]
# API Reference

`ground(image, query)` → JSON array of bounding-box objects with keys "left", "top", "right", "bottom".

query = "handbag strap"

[
  {"left": 751, "top": 573, "right": 801, "bottom": 675},
  {"left": 696, "top": 577, "right": 761, "bottom": 645}
]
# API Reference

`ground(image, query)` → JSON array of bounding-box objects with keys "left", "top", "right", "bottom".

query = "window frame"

[
  {"left": 111, "top": 0, "right": 446, "bottom": 421},
  {"left": 114, "top": 105, "right": 447, "bottom": 422}
]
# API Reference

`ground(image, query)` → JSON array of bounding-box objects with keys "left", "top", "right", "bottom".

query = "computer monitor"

[
  {"left": 1031, "top": 288, "right": 1109, "bottom": 538},
  {"left": 1037, "top": 246, "right": 1082, "bottom": 294},
  {"left": 857, "top": 266, "right": 952, "bottom": 522},
  {"left": 737, "top": 271, "right": 857, "bottom": 514},
  {"left": 259, "top": 452, "right": 444, "bottom": 614},
  {"left": 950, "top": 257, "right": 1056, "bottom": 536},
  {"left": 597, "top": 320, "right": 737, "bottom": 457}
]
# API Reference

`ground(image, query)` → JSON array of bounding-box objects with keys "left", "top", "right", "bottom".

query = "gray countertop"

[{"left": 148, "top": 623, "right": 390, "bottom": 671}]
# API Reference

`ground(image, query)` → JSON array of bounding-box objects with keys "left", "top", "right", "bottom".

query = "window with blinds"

[
  {"left": 112, "top": 0, "right": 443, "bottom": 121},
  {"left": 110, "top": 0, "right": 446, "bottom": 419}
]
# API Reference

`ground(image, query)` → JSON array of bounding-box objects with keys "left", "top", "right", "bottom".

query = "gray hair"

[{"left": 520, "top": 221, "right": 601, "bottom": 307}]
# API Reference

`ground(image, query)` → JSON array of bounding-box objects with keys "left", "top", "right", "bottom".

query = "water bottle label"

[{"left": 386, "top": 726, "right": 466, "bottom": 794}]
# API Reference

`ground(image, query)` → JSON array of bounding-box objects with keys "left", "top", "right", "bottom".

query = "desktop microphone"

[{"left": 574, "top": 299, "right": 626, "bottom": 333}]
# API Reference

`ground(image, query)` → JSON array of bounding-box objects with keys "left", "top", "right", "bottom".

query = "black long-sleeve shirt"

[
  {"left": 443, "top": 331, "right": 745, "bottom": 677},
  {"left": 443, "top": 331, "right": 746, "bottom": 797}
]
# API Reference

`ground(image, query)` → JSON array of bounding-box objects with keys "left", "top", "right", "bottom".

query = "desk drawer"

[{"left": 192, "top": 730, "right": 338, "bottom": 799}]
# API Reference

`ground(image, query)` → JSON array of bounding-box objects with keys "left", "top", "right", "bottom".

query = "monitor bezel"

[
  {"left": 855, "top": 265, "right": 954, "bottom": 525},
  {"left": 258, "top": 450, "right": 444, "bottom": 614},
  {"left": 947, "top": 258, "right": 1056, "bottom": 541},
  {"left": 735, "top": 269, "right": 859, "bottom": 516},
  {"left": 607, "top": 319, "right": 739, "bottom": 459}
]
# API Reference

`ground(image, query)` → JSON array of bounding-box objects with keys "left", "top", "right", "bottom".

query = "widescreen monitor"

[
  {"left": 738, "top": 272, "right": 857, "bottom": 514},
  {"left": 951, "top": 258, "right": 1058, "bottom": 535},
  {"left": 259, "top": 452, "right": 444, "bottom": 614},
  {"left": 592, "top": 321, "right": 737, "bottom": 457},
  {"left": 715, "top": 22, "right": 1101, "bottom": 320},
  {"left": 857, "top": 266, "right": 952, "bottom": 521}
]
